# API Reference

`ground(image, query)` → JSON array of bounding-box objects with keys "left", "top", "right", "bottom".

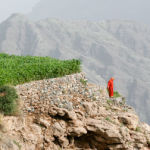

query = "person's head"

[{"left": 111, "top": 77, "right": 115, "bottom": 80}]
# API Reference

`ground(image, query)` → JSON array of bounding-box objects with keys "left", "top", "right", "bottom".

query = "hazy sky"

[
  {"left": 1, "top": 0, "right": 150, "bottom": 25},
  {"left": 28, "top": 0, "right": 150, "bottom": 25},
  {"left": 0, "top": 0, "right": 40, "bottom": 23}
]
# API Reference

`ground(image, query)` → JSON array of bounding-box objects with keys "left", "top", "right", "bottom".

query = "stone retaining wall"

[
  {"left": 15, "top": 73, "right": 108, "bottom": 115},
  {"left": 15, "top": 72, "right": 135, "bottom": 116}
]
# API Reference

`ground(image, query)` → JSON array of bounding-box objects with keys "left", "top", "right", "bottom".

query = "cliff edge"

[{"left": 0, "top": 73, "right": 150, "bottom": 150}]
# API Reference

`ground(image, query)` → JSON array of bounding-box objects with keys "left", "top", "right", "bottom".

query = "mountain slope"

[{"left": 0, "top": 13, "right": 150, "bottom": 124}]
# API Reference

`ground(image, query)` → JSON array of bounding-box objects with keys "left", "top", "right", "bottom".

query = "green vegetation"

[
  {"left": 105, "top": 117, "right": 116, "bottom": 124},
  {"left": 0, "top": 53, "right": 81, "bottom": 86},
  {"left": 62, "top": 89, "right": 66, "bottom": 94},
  {"left": 0, "top": 53, "right": 81, "bottom": 116},
  {"left": 105, "top": 117, "right": 110, "bottom": 121},
  {"left": 123, "top": 108, "right": 128, "bottom": 112},
  {"left": 122, "top": 97, "right": 126, "bottom": 104},
  {"left": 107, "top": 90, "right": 121, "bottom": 98},
  {"left": 113, "top": 91, "right": 121, "bottom": 97},
  {"left": 93, "top": 97, "right": 97, "bottom": 101},
  {"left": 0, "top": 86, "right": 19, "bottom": 115},
  {"left": 107, "top": 100, "right": 112, "bottom": 104},
  {"left": 135, "top": 126, "right": 141, "bottom": 132},
  {"left": 80, "top": 79, "right": 88, "bottom": 86},
  {"left": 13, "top": 140, "right": 22, "bottom": 150},
  {"left": 38, "top": 124, "right": 45, "bottom": 128}
]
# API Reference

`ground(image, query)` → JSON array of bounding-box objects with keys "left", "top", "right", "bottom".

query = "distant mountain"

[
  {"left": 27, "top": 0, "right": 150, "bottom": 25},
  {"left": 1, "top": 13, "right": 150, "bottom": 124}
]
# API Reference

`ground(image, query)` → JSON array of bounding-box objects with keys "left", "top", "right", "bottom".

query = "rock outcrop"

[{"left": 0, "top": 73, "right": 150, "bottom": 150}]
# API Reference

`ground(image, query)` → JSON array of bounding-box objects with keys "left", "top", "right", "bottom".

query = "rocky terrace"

[
  {"left": 15, "top": 73, "right": 134, "bottom": 116},
  {"left": 15, "top": 73, "right": 107, "bottom": 115}
]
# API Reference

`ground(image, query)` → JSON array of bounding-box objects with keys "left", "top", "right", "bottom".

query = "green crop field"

[{"left": 0, "top": 53, "right": 82, "bottom": 86}]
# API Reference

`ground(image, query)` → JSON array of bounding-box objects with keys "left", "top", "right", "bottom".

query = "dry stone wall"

[{"left": 15, "top": 73, "right": 108, "bottom": 116}]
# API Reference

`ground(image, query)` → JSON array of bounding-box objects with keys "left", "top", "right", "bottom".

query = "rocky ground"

[{"left": 0, "top": 73, "right": 150, "bottom": 150}]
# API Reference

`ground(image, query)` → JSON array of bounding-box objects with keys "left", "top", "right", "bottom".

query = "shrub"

[
  {"left": 80, "top": 79, "right": 87, "bottom": 86},
  {"left": 113, "top": 91, "right": 121, "bottom": 97},
  {"left": 0, "top": 86, "right": 19, "bottom": 115},
  {"left": 105, "top": 117, "right": 110, "bottom": 121}
]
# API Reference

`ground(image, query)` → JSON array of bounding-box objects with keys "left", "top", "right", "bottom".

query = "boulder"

[
  {"left": 49, "top": 107, "right": 77, "bottom": 120},
  {"left": 53, "top": 121, "right": 66, "bottom": 137},
  {"left": 67, "top": 127, "right": 87, "bottom": 137},
  {"left": 104, "top": 129, "right": 123, "bottom": 144},
  {"left": 75, "top": 110, "right": 85, "bottom": 121},
  {"left": 83, "top": 102, "right": 97, "bottom": 116},
  {"left": 86, "top": 118, "right": 117, "bottom": 134}
]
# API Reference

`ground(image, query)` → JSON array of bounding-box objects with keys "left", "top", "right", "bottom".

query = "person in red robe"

[{"left": 107, "top": 77, "right": 115, "bottom": 97}]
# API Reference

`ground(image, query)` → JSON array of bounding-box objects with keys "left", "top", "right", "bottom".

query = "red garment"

[{"left": 107, "top": 78, "right": 114, "bottom": 97}]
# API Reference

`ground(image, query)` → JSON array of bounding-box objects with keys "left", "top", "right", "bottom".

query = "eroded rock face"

[
  {"left": 83, "top": 102, "right": 98, "bottom": 116},
  {"left": 118, "top": 113, "right": 139, "bottom": 130},
  {"left": 142, "top": 123, "right": 150, "bottom": 134},
  {"left": 53, "top": 121, "right": 66, "bottom": 137},
  {"left": 1, "top": 73, "right": 150, "bottom": 150},
  {"left": 49, "top": 106, "right": 77, "bottom": 120},
  {"left": 67, "top": 126, "right": 87, "bottom": 137},
  {"left": 1, "top": 105, "right": 150, "bottom": 150}
]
